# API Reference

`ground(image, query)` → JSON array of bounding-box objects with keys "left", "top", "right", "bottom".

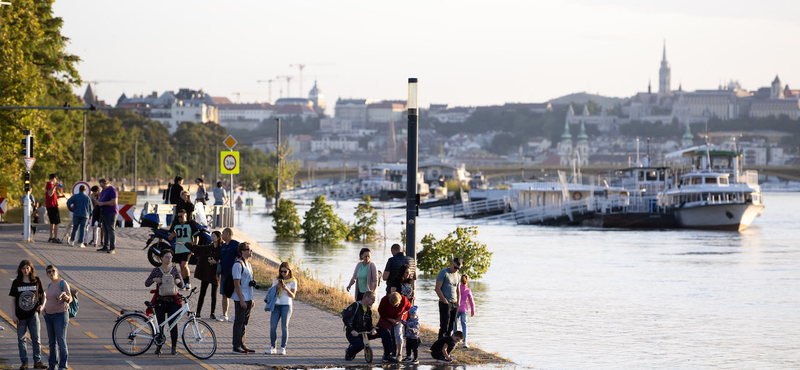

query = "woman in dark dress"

[{"left": 186, "top": 231, "right": 222, "bottom": 319}]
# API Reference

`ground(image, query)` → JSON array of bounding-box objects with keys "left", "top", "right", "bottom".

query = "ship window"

[
  {"left": 719, "top": 178, "right": 728, "bottom": 185},
  {"left": 646, "top": 171, "right": 658, "bottom": 181},
  {"left": 705, "top": 177, "right": 717, "bottom": 184},
  {"left": 692, "top": 178, "right": 701, "bottom": 185}
]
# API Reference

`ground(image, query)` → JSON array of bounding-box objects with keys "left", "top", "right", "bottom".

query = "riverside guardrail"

[{"left": 143, "top": 202, "right": 233, "bottom": 229}]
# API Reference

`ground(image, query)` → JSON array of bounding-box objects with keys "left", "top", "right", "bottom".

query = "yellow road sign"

[
  {"left": 223, "top": 135, "right": 238, "bottom": 150},
  {"left": 117, "top": 191, "right": 137, "bottom": 205},
  {"left": 220, "top": 151, "right": 240, "bottom": 174}
]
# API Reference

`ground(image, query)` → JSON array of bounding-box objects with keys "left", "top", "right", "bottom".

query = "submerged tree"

[
  {"left": 347, "top": 196, "right": 378, "bottom": 242},
  {"left": 417, "top": 226, "right": 492, "bottom": 279},
  {"left": 301, "top": 195, "right": 349, "bottom": 244},
  {"left": 272, "top": 199, "right": 301, "bottom": 238}
]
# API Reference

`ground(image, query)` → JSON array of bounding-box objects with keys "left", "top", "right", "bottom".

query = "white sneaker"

[
  {"left": 184, "top": 284, "right": 192, "bottom": 290},
  {"left": 279, "top": 347, "right": 286, "bottom": 355},
  {"left": 68, "top": 240, "right": 74, "bottom": 246},
  {"left": 463, "top": 342, "right": 470, "bottom": 348},
  {"left": 228, "top": 315, "right": 235, "bottom": 322},
  {"left": 78, "top": 243, "right": 86, "bottom": 248},
  {"left": 217, "top": 315, "right": 227, "bottom": 322},
  {"left": 267, "top": 346, "right": 276, "bottom": 354}
]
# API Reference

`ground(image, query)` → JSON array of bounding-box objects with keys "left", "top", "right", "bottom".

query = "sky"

[{"left": 53, "top": 0, "right": 800, "bottom": 112}]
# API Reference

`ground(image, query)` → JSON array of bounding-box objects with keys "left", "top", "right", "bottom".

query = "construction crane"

[
  {"left": 289, "top": 63, "right": 333, "bottom": 98},
  {"left": 256, "top": 79, "right": 274, "bottom": 104},
  {"left": 277, "top": 75, "right": 293, "bottom": 98}
]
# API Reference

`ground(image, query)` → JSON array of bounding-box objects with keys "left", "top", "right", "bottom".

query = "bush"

[
  {"left": 417, "top": 226, "right": 492, "bottom": 279},
  {"left": 272, "top": 199, "right": 301, "bottom": 238},
  {"left": 347, "top": 196, "right": 378, "bottom": 242},
  {"left": 301, "top": 195, "right": 349, "bottom": 244}
]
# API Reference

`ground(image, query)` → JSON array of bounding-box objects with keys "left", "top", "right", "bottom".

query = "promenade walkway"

[{"left": 0, "top": 226, "right": 361, "bottom": 370}]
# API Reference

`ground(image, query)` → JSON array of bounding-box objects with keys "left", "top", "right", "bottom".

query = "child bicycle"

[
  {"left": 357, "top": 331, "right": 375, "bottom": 363},
  {"left": 111, "top": 287, "right": 217, "bottom": 359}
]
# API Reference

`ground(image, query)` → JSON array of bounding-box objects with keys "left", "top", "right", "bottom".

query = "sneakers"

[
  {"left": 437, "top": 358, "right": 453, "bottom": 363},
  {"left": 401, "top": 356, "right": 413, "bottom": 363},
  {"left": 96, "top": 247, "right": 109, "bottom": 252},
  {"left": 242, "top": 346, "right": 255, "bottom": 353},
  {"left": 210, "top": 314, "right": 216, "bottom": 320},
  {"left": 279, "top": 347, "right": 287, "bottom": 355},
  {"left": 108, "top": 249, "right": 115, "bottom": 254},
  {"left": 383, "top": 355, "right": 399, "bottom": 363},
  {"left": 78, "top": 243, "right": 86, "bottom": 248},
  {"left": 68, "top": 239, "right": 74, "bottom": 246},
  {"left": 267, "top": 346, "right": 276, "bottom": 354},
  {"left": 345, "top": 351, "right": 355, "bottom": 361},
  {"left": 32, "top": 362, "right": 47, "bottom": 369},
  {"left": 216, "top": 315, "right": 227, "bottom": 322},
  {"left": 232, "top": 347, "right": 247, "bottom": 354},
  {"left": 183, "top": 284, "right": 192, "bottom": 291},
  {"left": 171, "top": 347, "right": 178, "bottom": 355},
  {"left": 463, "top": 341, "right": 470, "bottom": 348},
  {"left": 228, "top": 315, "right": 235, "bottom": 322},
  {"left": 20, "top": 361, "right": 28, "bottom": 370}
]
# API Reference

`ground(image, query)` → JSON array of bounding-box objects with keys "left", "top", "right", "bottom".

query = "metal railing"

[{"left": 143, "top": 203, "right": 234, "bottom": 229}]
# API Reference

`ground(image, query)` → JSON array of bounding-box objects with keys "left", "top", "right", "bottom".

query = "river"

[{"left": 141, "top": 191, "right": 800, "bottom": 369}]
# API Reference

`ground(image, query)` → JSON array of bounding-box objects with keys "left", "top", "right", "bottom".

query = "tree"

[
  {"left": 416, "top": 226, "right": 492, "bottom": 279},
  {"left": 301, "top": 195, "right": 349, "bottom": 244},
  {"left": 272, "top": 199, "right": 301, "bottom": 238},
  {"left": 347, "top": 196, "right": 378, "bottom": 242}
]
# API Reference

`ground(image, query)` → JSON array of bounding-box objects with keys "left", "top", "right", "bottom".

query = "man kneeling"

[
  {"left": 341, "top": 291, "right": 399, "bottom": 363},
  {"left": 431, "top": 331, "right": 463, "bottom": 363}
]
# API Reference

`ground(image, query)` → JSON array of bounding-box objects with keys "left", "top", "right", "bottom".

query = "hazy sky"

[{"left": 54, "top": 0, "right": 799, "bottom": 111}]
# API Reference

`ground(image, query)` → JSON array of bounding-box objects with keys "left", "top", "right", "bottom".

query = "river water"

[{"left": 142, "top": 192, "right": 800, "bottom": 369}]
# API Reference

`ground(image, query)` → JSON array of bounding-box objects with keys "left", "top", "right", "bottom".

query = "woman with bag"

[
  {"left": 185, "top": 231, "right": 222, "bottom": 320},
  {"left": 268, "top": 262, "right": 297, "bottom": 355},
  {"left": 345, "top": 248, "right": 378, "bottom": 302},
  {"left": 43, "top": 264, "right": 72, "bottom": 370},
  {"left": 144, "top": 249, "right": 184, "bottom": 355},
  {"left": 10, "top": 260, "right": 47, "bottom": 369}
]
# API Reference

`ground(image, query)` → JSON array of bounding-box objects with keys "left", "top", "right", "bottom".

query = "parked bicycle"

[{"left": 112, "top": 287, "right": 217, "bottom": 359}]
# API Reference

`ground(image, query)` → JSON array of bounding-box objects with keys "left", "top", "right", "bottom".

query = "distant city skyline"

[{"left": 54, "top": 0, "right": 800, "bottom": 111}]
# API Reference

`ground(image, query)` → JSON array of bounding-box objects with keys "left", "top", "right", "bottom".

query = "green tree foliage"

[
  {"left": 0, "top": 0, "right": 82, "bottom": 206},
  {"left": 272, "top": 199, "right": 301, "bottom": 238},
  {"left": 256, "top": 140, "right": 300, "bottom": 200},
  {"left": 347, "top": 196, "right": 378, "bottom": 242},
  {"left": 301, "top": 195, "right": 349, "bottom": 244},
  {"left": 417, "top": 226, "right": 492, "bottom": 280}
]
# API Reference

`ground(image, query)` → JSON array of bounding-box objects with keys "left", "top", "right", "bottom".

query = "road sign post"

[{"left": 222, "top": 136, "right": 238, "bottom": 209}]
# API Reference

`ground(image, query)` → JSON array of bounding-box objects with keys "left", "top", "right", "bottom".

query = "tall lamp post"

[{"left": 405, "top": 78, "right": 419, "bottom": 269}]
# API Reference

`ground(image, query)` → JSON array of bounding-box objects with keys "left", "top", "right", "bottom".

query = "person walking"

[
  {"left": 96, "top": 179, "right": 118, "bottom": 254},
  {"left": 43, "top": 264, "right": 72, "bottom": 370},
  {"left": 144, "top": 249, "right": 185, "bottom": 355},
  {"left": 231, "top": 242, "right": 255, "bottom": 354},
  {"left": 453, "top": 274, "right": 476, "bottom": 347},
  {"left": 195, "top": 178, "right": 208, "bottom": 205},
  {"left": 167, "top": 209, "right": 199, "bottom": 291},
  {"left": 65, "top": 185, "right": 92, "bottom": 248},
  {"left": 216, "top": 228, "right": 240, "bottom": 322},
  {"left": 45, "top": 174, "right": 66, "bottom": 243},
  {"left": 213, "top": 181, "right": 228, "bottom": 206},
  {"left": 185, "top": 231, "right": 222, "bottom": 320},
  {"left": 434, "top": 258, "right": 462, "bottom": 339},
  {"left": 346, "top": 248, "right": 378, "bottom": 302},
  {"left": 87, "top": 186, "right": 102, "bottom": 246},
  {"left": 9, "top": 260, "right": 47, "bottom": 369},
  {"left": 268, "top": 262, "right": 297, "bottom": 355}
]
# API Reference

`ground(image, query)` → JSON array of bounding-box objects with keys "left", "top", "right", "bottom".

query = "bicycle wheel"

[
  {"left": 364, "top": 346, "right": 373, "bottom": 363},
  {"left": 182, "top": 319, "right": 217, "bottom": 359},
  {"left": 112, "top": 313, "right": 154, "bottom": 356}
]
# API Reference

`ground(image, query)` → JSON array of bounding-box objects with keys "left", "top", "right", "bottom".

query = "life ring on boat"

[{"left": 572, "top": 192, "right": 582, "bottom": 201}]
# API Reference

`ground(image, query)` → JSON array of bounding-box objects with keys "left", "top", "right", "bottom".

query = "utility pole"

[
  {"left": 275, "top": 118, "right": 282, "bottom": 206},
  {"left": 405, "top": 78, "right": 419, "bottom": 277},
  {"left": 82, "top": 111, "right": 87, "bottom": 181},
  {"left": 134, "top": 139, "right": 138, "bottom": 193}
]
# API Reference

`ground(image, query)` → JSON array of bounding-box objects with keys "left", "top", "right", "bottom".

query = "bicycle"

[
  {"left": 112, "top": 287, "right": 217, "bottom": 359},
  {"left": 357, "top": 331, "right": 374, "bottom": 363}
]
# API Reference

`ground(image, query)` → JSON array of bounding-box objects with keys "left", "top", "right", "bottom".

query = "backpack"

[
  {"left": 159, "top": 267, "right": 179, "bottom": 296},
  {"left": 223, "top": 262, "right": 244, "bottom": 298},
  {"left": 52, "top": 280, "right": 79, "bottom": 318}
]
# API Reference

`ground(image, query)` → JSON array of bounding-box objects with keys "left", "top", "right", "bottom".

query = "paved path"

[{"left": 0, "top": 226, "right": 379, "bottom": 369}]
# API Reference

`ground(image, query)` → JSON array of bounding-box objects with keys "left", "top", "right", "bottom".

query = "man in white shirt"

[{"left": 232, "top": 242, "right": 255, "bottom": 354}]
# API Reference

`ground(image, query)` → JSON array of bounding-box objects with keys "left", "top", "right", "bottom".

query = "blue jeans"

[
  {"left": 70, "top": 216, "right": 88, "bottom": 244},
  {"left": 453, "top": 311, "right": 468, "bottom": 342},
  {"left": 17, "top": 315, "right": 42, "bottom": 364},
  {"left": 101, "top": 213, "right": 116, "bottom": 250},
  {"left": 44, "top": 311, "right": 69, "bottom": 370},
  {"left": 270, "top": 304, "right": 293, "bottom": 347}
]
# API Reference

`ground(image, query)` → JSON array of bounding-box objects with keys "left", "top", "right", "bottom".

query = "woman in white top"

[
  {"left": 268, "top": 262, "right": 297, "bottom": 355},
  {"left": 232, "top": 242, "right": 255, "bottom": 354}
]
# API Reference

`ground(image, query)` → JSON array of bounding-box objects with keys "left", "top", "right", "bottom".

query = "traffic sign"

[
  {"left": 72, "top": 181, "right": 91, "bottom": 195},
  {"left": 0, "top": 198, "right": 5, "bottom": 214},
  {"left": 118, "top": 191, "right": 137, "bottom": 205},
  {"left": 223, "top": 135, "right": 238, "bottom": 150},
  {"left": 0, "top": 185, "right": 6, "bottom": 198},
  {"left": 119, "top": 204, "right": 135, "bottom": 221},
  {"left": 23, "top": 157, "right": 35, "bottom": 171},
  {"left": 220, "top": 151, "right": 240, "bottom": 174},
  {"left": 245, "top": 198, "right": 253, "bottom": 207}
]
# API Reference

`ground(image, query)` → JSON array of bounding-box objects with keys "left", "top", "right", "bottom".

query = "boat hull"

[{"left": 675, "top": 203, "right": 764, "bottom": 231}]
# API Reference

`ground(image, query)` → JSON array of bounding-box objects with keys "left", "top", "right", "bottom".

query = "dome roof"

[{"left": 309, "top": 80, "right": 322, "bottom": 99}]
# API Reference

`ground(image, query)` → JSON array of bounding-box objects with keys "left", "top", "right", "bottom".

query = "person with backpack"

[
  {"left": 9, "top": 260, "right": 47, "bottom": 369},
  {"left": 144, "top": 249, "right": 185, "bottom": 355},
  {"left": 43, "top": 264, "right": 72, "bottom": 369}
]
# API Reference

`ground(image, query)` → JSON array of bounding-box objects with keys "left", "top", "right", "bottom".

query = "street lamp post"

[
  {"left": 405, "top": 78, "right": 419, "bottom": 270},
  {"left": 275, "top": 118, "right": 281, "bottom": 207}
]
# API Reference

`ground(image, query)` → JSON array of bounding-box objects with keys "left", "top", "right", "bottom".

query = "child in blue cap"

[{"left": 401, "top": 306, "right": 421, "bottom": 363}]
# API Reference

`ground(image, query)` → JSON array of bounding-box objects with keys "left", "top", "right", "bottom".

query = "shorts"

[
  {"left": 173, "top": 252, "right": 191, "bottom": 264},
  {"left": 219, "top": 274, "right": 228, "bottom": 295},
  {"left": 46, "top": 207, "right": 61, "bottom": 224}
]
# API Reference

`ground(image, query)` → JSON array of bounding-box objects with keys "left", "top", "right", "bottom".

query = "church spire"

[
  {"left": 561, "top": 120, "right": 572, "bottom": 141},
  {"left": 662, "top": 39, "right": 667, "bottom": 62}
]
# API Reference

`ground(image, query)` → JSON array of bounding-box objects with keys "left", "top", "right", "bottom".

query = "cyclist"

[{"left": 144, "top": 249, "right": 184, "bottom": 355}]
